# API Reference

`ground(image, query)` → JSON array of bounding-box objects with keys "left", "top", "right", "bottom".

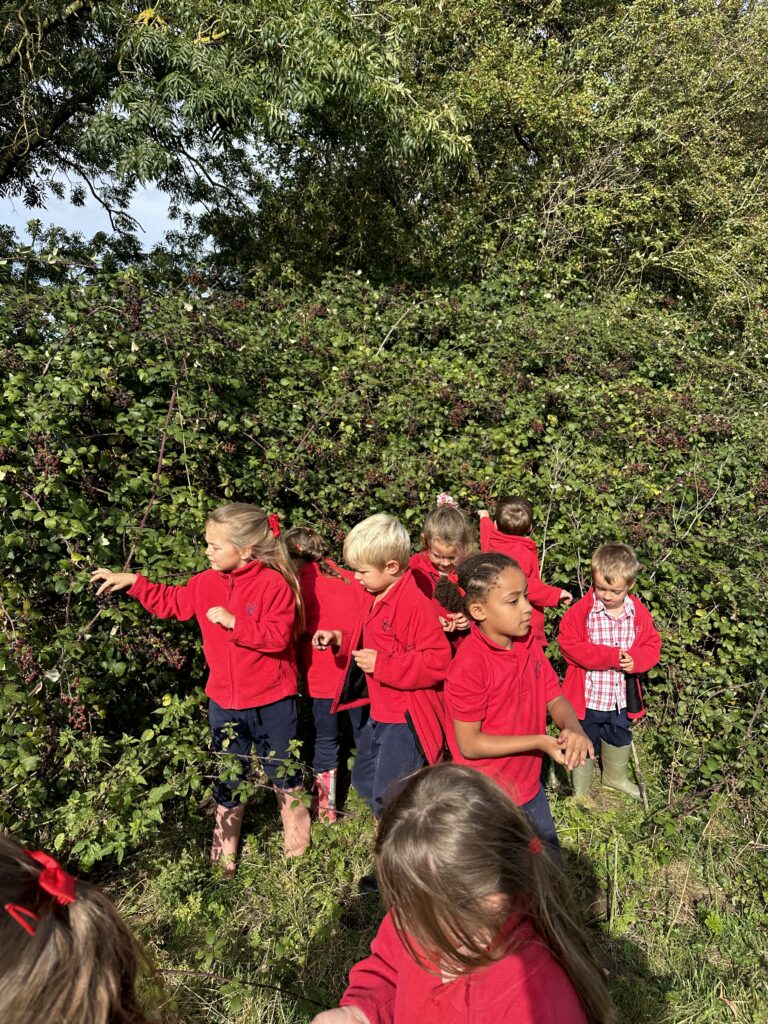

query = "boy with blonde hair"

[
  {"left": 558, "top": 543, "right": 661, "bottom": 801},
  {"left": 314, "top": 514, "right": 451, "bottom": 820}
]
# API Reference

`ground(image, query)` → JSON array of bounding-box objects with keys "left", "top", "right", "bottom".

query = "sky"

[{"left": 0, "top": 183, "right": 176, "bottom": 249}]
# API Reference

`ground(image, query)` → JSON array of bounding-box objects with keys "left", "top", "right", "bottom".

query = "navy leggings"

[{"left": 209, "top": 696, "right": 301, "bottom": 808}]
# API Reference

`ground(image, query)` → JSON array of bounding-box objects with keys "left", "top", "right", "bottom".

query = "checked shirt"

[{"left": 584, "top": 596, "right": 635, "bottom": 712}]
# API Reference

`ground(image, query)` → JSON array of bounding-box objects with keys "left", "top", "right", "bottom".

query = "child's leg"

[
  {"left": 521, "top": 785, "right": 561, "bottom": 853},
  {"left": 208, "top": 700, "right": 252, "bottom": 873},
  {"left": 571, "top": 708, "right": 603, "bottom": 797},
  {"left": 599, "top": 710, "right": 640, "bottom": 801},
  {"left": 347, "top": 704, "right": 370, "bottom": 751},
  {"left": 350, "top": 716, "right": 377, "bottom": 811},
  {"left": 370, "top": 722, "right": 426, "bottom": 820},
  {"left": 252, "top": 697, "right": 312, "bottom": 856},
  {"left": 312, "top": 697, "right": 339, "bottom": 823}
]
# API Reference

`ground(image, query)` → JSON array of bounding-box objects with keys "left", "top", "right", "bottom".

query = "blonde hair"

[
  {"left": 591, "top": 543, "right": 640, "bottom": 586},
  {"left": 0, "top": 834, "right": 168, "bottom": 1024},
  {"left": 421, "top": 503, "right": 474, "bottom": 558},
  {"left": 343, "top": 514, "right": 411, "bottom": 570},
  {"left": 375, "top": 766, "right": 615, "bottom": 1024},
  {"left": 284, "top": 527, "right": 349, "bottom": 583},
  {"left": 206, "top": 504, "right": 304, "bottom": 630},
  {"left": 495, "top": 496, "right": 534, "bottom": 536}
]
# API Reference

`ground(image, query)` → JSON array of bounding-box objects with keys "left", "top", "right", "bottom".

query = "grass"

[{"left": 102, "top": 735, "right": 768, "bottom": 1024}]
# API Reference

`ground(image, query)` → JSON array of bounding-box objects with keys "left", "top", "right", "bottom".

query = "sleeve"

[
  {"left": 628, "top": 604, "right": 662, "bottom": 673},
  {"left": 373, "top": 603, "right": 451, "bottom": 691},
  {"left": 479, "top": 516, "right": 493, "bottom": 552},
  {"left": 230, "top": 578, "right": 295, "bottom": 653},
  {"left": 339, "top": 915, "right": 400, "bottom": 1024},
  {"left": 557, "top": 603, "right": 621, "bottom": 671},
  {"left": 445, "top": 655, "right": 488, "bottom": 721},
  {"left": 128, "top": 573, "right": 197, "bottom": 621},
  {"left": 526, "top": 575, "right": 563, "bottom": 608}
]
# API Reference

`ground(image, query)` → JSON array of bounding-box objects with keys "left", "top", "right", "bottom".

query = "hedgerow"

[{"left": 2, "top": 269, "right": 767, "bottom": 865}]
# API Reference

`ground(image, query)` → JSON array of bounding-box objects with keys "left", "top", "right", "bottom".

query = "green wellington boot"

[
  {"left": 600, "top": 742, "right": 641, "bottom": 801},
  {"left": 571, "top": 757, "right": 595, "bottom": 798}
]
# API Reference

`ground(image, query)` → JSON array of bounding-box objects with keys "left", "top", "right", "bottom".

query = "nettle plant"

[{"left": 1, "top": 269, "right": 766, "bottom": 864}]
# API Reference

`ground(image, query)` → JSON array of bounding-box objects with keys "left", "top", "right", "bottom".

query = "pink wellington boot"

[
  {"left": 211, "top": 803, "right": 245, "bottom": 878},
  {"left": 275, "top": 787, "right": 312, "bottom": 857},
  {"left": 314, "top": 769, "right": 338, "bottom": 824}
]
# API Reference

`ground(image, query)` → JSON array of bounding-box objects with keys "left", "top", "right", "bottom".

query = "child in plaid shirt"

[{"left": 558, "top": 543, "right": 661, "bottom": 801}]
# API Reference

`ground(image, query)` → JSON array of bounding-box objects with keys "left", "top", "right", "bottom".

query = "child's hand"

[
  {"left": 452, "top": 612, "right": 470, "bottom": 631},
  {"left": 557, "top": 727, "right": 595, "bottom": 770},
  {"left": 619, "top": 650, "right": 634, "bottom": 672},
  {"left": 559, "top": 590, "right": 573, "bottom": 606},
  {"left": 313, "top": 629, "right": 342, "bottom": 650},
  {"left": 478, "top": 509, "right": 490, "bottom": 519},
  {"left": 206, "top": 606, "right": 235, "bottom": 630},
  {"left": 540, "top": 734, "right": 567, "bottom": 764},
  {"left": 311, "top": 1008, "right": 371, "bottom": 1024},
  {"left": 352, "top": 649, "right": 378, "bottom": 674},
  {"left": 91, "top": 568, "right": 138, "bottom": 595},
  {"left": 439, "top": 616, "right": 456, "bottom": 634}
]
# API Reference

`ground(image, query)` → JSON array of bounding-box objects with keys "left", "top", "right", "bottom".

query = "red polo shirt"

[
  {"left": 445, "top": 625, "right": 561, "bottom": 804},
  {"left": 409, "top": 550, "right": 469, "bottom": 652},
  {"left": 296, "top": 560, "right": 366, "bottom": 699}
]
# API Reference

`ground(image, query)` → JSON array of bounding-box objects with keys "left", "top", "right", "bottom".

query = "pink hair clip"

[{"left": 436, "top": 493, "right": 457, "bottom": 507}]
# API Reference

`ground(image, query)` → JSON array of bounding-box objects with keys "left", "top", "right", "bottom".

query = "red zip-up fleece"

[
  {"left": 333, "top": 570, "right": 452, "bottom": 762},
  {"left": 296, "top": 560, "right": 365, "bottom": 699},
  {"left": 445, "top": 625, "right": 562, "bottom": 805},
  {"left": 409, "top": 551, "right": 469, "bottom": 652},
  {"left": 558, "top": 589, "right": 662, "bottom": 720},
  {"left": 479, "top": 519, "right": 562, "bottom": 646},
  {"left": 340, "top": 911, "right": 588, "bottom": 1024},
  {"left": 128, "top": 561, "right": 297, "bottom": 710}
]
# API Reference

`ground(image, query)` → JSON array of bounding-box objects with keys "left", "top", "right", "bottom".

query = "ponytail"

[{"left": 284, "top": 526, "right": 350, "bottom": 584}]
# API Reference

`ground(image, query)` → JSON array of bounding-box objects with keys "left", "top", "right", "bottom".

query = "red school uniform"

[
  {"left": 558, "top": 589, "right": 662, "bottom": 720},
  {"left": 479, "top": 519, "right": 562, "bottom": 646},
  {"left": 128, "top": 560, "right": 297, "bottom": 710},
  {"left": 296, "top": 560, "right": 365, "bottom": 699},
  {"left": 340, "top": 911, "right": 588, "bottom": 1024},
  {"left": 445, "top": 625, "right": 561, "bottom": 805},
  {"left": 409, "top": 551, "right": 469, "bottom": 652}
]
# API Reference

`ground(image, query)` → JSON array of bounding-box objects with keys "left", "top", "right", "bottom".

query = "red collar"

[{"left": 469, "top": 622, "right": 534, "bottom": 657}]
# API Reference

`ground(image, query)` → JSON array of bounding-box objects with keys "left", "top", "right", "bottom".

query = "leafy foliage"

[{"left": 1, "top": 267, "right": 766, "bottom": 865}]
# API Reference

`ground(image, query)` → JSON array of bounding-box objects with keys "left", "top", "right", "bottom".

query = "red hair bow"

[
  {"left": 447, "top": 572, "right": 466, "bottom": 597},
  {"left": 4, "top": 851, "right": 77, "bottom": 936},
  {"left": 528, "top": 835, "right": 543, "bottom": 856},
  {"left": 268, "top": 514, "right": 280, "bottom": 537}
]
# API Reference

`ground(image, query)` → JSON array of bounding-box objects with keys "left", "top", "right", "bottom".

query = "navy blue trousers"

[
  {"left": 312, "top": 698, "right": 369, "bottom": 773},
  {"left": 580, "top": 707, "right": 633, "bottom": 755},
  {"left": 521, "top": 784, "right": 561, "bottom": 852},
  {"left": 352, "top": 718, "right": 425, "bottom": 818}
]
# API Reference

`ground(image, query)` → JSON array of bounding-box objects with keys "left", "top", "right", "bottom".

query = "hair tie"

[
  {"left": 528, "top": 835, "right": 543, "bottom": 856},
  {"left": 436, "top": 492, "right": 457, "bottom": 507},
  {"left": 268, "top": 514, "right": 280, "bottom": 537},
  {"left": 4, "top": 851, "right": 78, "bottom": 936}
]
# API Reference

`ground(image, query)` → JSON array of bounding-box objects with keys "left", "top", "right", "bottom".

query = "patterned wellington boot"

[
  {"left": 275, "top": 787, "right": 312, "bottom": 856},
  {"left": 314, "top": 769, "right": 338, "bottom": 824}
]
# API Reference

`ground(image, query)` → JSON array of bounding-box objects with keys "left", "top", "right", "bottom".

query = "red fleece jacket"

[
  {"left": 296, "top": 560, "right": 365, "bottom": 699},
  {"left": 479, "top": 519, "right": 562, "bottom": 646},
  {"left": 128, "top": 560, "right": 297, "bottom": 710},
  {"left": 340, "top": 911, "right": 588, "bottom": 1024},
  {"left": 558, "top": 589, "right": 662, "bottom": 719}
]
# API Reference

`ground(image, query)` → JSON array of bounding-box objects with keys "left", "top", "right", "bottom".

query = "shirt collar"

[
  {"left": 469, "top": 622, "right": 533, "bottom": 657},
  {"left": 592, "top": 594, "right": 634, "bottom": 617}
]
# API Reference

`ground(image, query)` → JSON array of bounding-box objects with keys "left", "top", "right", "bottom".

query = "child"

[
  {"left": 435, "top": 553, "right": 592, "bottom": 849},
  {"left": 314, "top": 514, "right": 452, "bottom": 820},
  {"left": 409, "top": 494, "right": 474, "bottom": 649},
  {"left": 91, "top": 503, "right": 311, "bottom": 870},
  {"left": 558, "top": 542, "right": 662, "bottom": 801},
  {"left": 311, "top": 764, "right": 614, "bottom": 1024},
  {"left": 285, "top": 526, "right": 368, "bottom": 822},
  {"left": 0, "top": 834, "right": 167, "bottom": 1024},
  {"left": 479, "top": 496, "right": 572, "bottom": 646}
]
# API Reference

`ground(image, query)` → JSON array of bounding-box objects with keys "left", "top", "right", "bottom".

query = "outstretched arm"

[{"left": 91, "top": 568, "right": 138, "bottom": 595}]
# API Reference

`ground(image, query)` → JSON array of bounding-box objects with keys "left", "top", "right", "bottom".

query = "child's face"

[
  {"left": 470, "top": 566, "right": 532, "bottom": 646},
  {"left": 352, "top": 560, "right": 402, "bottom": 595},
  {"left": 205, "top": 522, "right": 251, "bottom": 572},
  {"left": 592, "top": 571, "right": 633, "bottom": 612},
  {"left": 425, "top": 540, "right": 460, "bottom": 575}
]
